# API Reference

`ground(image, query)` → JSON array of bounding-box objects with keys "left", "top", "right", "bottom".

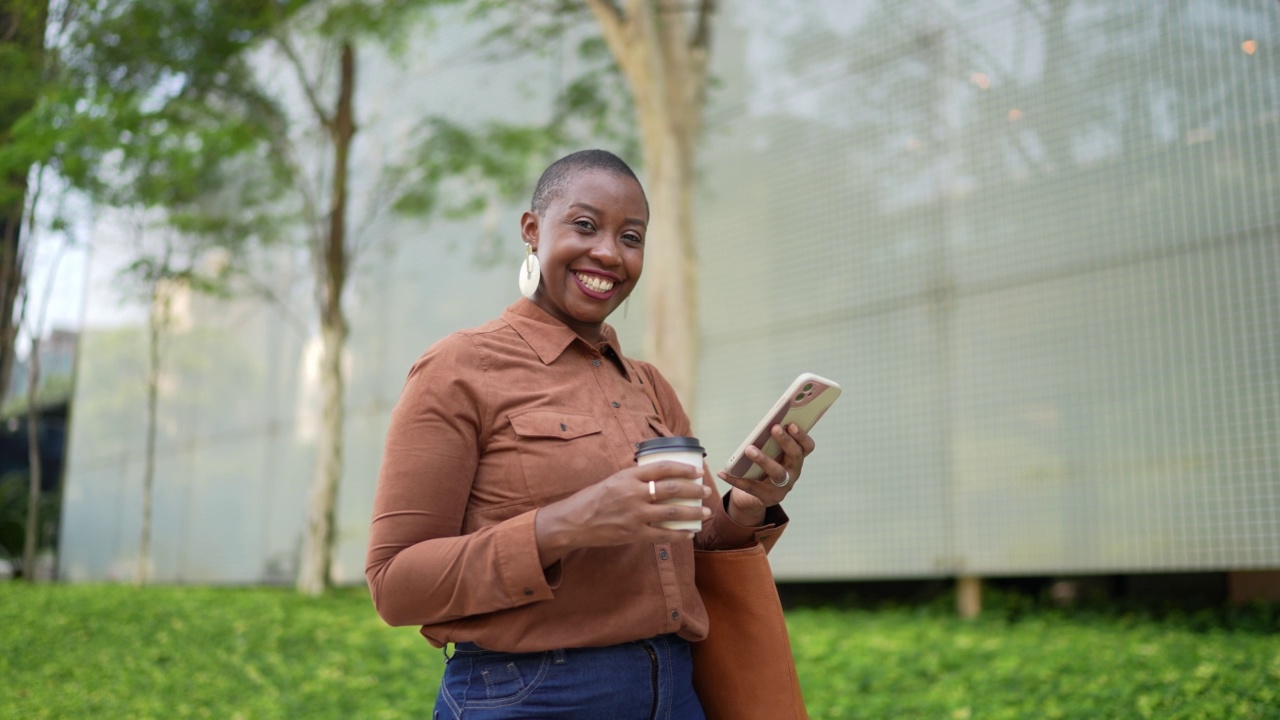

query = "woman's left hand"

[{"left": 715, "top": 423, "right": 816, "bottom": 524}]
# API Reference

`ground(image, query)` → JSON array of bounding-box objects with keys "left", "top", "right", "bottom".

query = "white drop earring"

[{"left": 518, "top": 243, "right": 541, "bottom": 299}]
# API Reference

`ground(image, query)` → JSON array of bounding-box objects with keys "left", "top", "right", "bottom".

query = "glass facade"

[{"left": 60, "top": 0, "right": 1279, "bottom": 582}]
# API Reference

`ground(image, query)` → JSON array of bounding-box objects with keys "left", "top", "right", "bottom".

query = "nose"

[{"left": 588, "top": 235, "right": 622, "bottom": 267}]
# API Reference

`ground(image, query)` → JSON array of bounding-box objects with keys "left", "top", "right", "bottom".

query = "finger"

[
  {"left": 640, "top": 526, "right": 701, "bottom": 544},
  {"left": 787, "top": 423, "right": 817, "bottom": 455},
  {"left": 770, "top": 424, "right": 805, "bottom": 463},
  {"left": 643, "top": 500, "right": 711, "bottom": 529},
  {"left": 716, "top": 472, "right": 781, "bottom": 502},
  {"left": 651, "top": 479, "right": 712, "bottom": 501},
  {"left": 744, "top": 444, "right": 788, "bottom": 482},
  {"left": 650, "top": 502, "right": 712, "bottom": 523}
]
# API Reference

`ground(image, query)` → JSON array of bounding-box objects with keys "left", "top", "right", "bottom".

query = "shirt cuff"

[
  {"left": 494, "top": 509, "right": 557, "bottom": 605},
  {"left": 715, "top": 495, "right": 789, "bottom": 552}
]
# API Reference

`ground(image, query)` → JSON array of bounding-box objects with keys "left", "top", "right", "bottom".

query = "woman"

[{"left": 366, "top": 149, "right": 816, "bottom": 719}]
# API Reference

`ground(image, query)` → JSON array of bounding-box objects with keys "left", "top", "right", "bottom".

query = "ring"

[
  {"left": 770, "top": 470, "right": 792, "bottom": 488},
  {"left": 649, "top": 480, "right": 657, "bottom": 501}
]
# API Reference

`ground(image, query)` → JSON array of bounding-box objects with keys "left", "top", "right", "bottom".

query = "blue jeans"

[{"left": 433, "top": 634, "right": 707, "bottom": 720}]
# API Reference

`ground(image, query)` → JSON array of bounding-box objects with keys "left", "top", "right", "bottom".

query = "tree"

[
  {"left": 121, "top": 228, "right": 238, "bottom": 584},
  {"left": 263, "top": 1, "right": 585, "bottom": 595},
  {"left": 0, "top": 0, "right": 50, "bottom": 407},
  {"left": 34, "top": 0, "right": 540, "bottom": 594},
  {"left": 17, "top": 165, "right": 65, "bottom": 582},
  {"left": 5, "top": 0, "right": 299, "bottom": 582},
  {"left": 15, "top": 0, "right": 611, "bottom": 591},
  {"left": 270, "top": 1, "right": 474, "bottom": 596}
]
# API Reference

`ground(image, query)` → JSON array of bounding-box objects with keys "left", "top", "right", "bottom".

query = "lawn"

[{"left": 1, "top": 583, "right": 1277, "bottom": 719}]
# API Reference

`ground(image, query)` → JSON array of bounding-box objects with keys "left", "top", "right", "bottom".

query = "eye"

[
  {"left": 622, "top": 232, "right": 644, "bottom": 246},
  {"left": 573, "top": 219, "right": 595, "bottom": 232}
]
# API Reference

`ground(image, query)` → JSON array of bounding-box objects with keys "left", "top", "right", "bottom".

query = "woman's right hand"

[{"left": 533, "top": 461, "right": 710, "bottom": 568}]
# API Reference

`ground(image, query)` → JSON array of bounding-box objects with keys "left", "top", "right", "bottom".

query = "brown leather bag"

[{"left": 691, "top": 543, "right": 809, "bottom": 720}]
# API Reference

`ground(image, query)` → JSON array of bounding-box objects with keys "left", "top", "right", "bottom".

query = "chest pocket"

[
  {"left": 510, "top": 411, "right": 603, "bottom": 441},
  {"left": 509, "top": 410, "right": 610, "bottom": 501}
]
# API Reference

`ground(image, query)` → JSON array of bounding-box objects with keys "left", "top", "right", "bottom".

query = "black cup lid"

[{"left": 635, "top": 436, "right": 705, "bottom": 457}]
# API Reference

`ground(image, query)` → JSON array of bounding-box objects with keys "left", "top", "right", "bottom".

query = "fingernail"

[{"left": 702, "top": 508, "right": 712, "bottom": 518}]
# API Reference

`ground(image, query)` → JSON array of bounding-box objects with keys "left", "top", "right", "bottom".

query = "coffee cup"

[{"left": 635, "top": 436, "right": 706, "bottom": 531}]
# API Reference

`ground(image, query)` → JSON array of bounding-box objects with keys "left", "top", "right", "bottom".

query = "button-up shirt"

[{"left": 366, "top": 299, "right": 786, "bottom": 652}]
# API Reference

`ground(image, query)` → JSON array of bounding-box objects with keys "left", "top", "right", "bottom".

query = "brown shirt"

[{"left": 365, "top": 299, "right": 786, "bottom": 652}]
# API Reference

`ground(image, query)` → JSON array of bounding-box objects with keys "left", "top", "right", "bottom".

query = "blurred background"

[{"left": 2, "top": 0, "right": 1277, "bottom": 606}]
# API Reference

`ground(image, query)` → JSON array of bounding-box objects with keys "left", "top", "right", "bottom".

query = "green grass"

[
  {"left": 1, "top": 584, "right": 1277, "bottom": 719},
  {"left": 789, "top": 600, "right": 1280, "bottom": 720}
]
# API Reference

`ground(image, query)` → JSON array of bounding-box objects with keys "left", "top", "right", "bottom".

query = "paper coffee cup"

[{"left": 635, "top": 436, "right": 706, "bottom": 531}]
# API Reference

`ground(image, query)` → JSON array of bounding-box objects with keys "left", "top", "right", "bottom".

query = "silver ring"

[
  {"left": 649, "top": 480, "right": 657, "bottom": 500},
  {"left": 770, "top": 470, "right": 792, "bottom": 488}
]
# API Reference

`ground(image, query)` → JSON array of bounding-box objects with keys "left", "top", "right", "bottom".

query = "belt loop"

[
  {"left": 551, "top": 648, "right": 567, "bottom": 665},
  {"left": 442, "top": 643, "right": 454, "bottom": 663}
]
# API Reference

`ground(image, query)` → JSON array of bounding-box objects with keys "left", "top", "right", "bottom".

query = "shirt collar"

[{"left": 503, "top": 298, "right": 624, "bottom": 365}]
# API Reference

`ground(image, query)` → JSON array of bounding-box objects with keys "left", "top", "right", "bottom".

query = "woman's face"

[{"left": 521, "top": 168, "right": 648, "bottom": 342}]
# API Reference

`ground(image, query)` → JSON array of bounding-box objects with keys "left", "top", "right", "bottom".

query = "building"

[{"left": 58, "top": 0, "right": 1279, "bottom": 587}]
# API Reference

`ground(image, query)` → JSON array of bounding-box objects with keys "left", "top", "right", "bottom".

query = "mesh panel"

[{"left": 697, "top": 0, "right": 1280, "bottom": 579}]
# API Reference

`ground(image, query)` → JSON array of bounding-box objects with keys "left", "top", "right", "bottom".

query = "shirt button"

[
  {"left": 658, "top": 550, "right": 669, "bottom": 560},
  {"left": 670, "top": 610, "right": 680, "bottom": 620},
  {"left": 523, "top": 588, "right": 534, "bottom": 596},
  {"left": 592, "top": 359, "right": 602, "bottom": 367},
  {"left": 611, "top": 401, "right": 621, "bottom": 408}
]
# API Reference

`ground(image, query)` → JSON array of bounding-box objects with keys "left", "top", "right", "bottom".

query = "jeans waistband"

[{"left": 451, "top": 634, "right": 685, "bottom": 655}]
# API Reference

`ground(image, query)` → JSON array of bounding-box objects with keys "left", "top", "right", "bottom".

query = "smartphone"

[{"left": 723, "top": 373, "right": 842, "bottom": 480}]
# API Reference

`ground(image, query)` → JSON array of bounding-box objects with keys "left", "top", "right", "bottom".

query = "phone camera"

[
  {"left": 795, "top": 393, "right": 806, "bottom": 402},
  {"left": 803, "top": 383, "right": 814, "bottom": 392}
]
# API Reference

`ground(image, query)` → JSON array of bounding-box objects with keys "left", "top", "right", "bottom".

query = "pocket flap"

[
  {"left": 646, "top": 415, "right": 673, "bottom": 438},
  {"left": 509, "top": 411, "right": 603, "bottom": 440}
]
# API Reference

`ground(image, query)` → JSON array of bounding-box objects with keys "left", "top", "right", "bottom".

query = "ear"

[{"left": 519, "top": 210, "right": 540, "bottom": 248}]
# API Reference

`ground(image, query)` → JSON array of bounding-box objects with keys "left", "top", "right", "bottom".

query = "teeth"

[{"left": 575, "top": 272, "right": 615, "bottom": 293}]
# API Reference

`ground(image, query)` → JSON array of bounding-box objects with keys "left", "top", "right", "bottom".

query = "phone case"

[{"left": 723, "top": 373, "right": 842, "bottom": 480}]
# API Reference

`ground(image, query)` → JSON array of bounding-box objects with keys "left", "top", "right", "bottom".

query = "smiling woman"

[
  {"left": 519, "top": 157, "right": 649, "bottom": 342},
  {"left": 364, "top": 149, "right": 818, "bottom": 720}
]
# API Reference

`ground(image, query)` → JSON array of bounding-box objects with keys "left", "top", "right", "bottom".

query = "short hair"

[{"left": 530, "top": 149, "right": 645, "bottom": 214}]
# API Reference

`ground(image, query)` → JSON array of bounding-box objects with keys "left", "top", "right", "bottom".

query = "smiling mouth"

[{"left": 574, "top": 272, "right": 616, "bottom": 294}]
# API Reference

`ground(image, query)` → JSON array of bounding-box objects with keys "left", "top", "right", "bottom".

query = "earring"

[{"left": 518, "top": 243, "right": 541, "bottom": 299}]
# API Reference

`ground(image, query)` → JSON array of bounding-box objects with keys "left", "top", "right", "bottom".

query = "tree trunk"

[
  {"left": 585, "top": 0, "right": 713, "bottom": 408},
  {"left": 638, "top": 125, "right": 698, "bottom": 407},
  {"left": 0, "top": 0, "right": 50, "bottom": 402},
  {"left": 0, "top": 200, "right": 24, "bottom": 401},
  {"left": 21, "top": 335, "right": 40, "bottom": 580},
  {"left": 136, "top": 282, "right": 167, "bottom": 586},
  {"left": 297, "top": 42, "right": 355, "bottom": 596}
]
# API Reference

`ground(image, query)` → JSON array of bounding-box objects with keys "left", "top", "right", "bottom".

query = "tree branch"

[
  {"left": 587, "top": 0, "right": 624, "bottom": 24},
  {"left": 273, "top": 32, "right": 332, "bottom": 130},
  {"left": 691, "top": 0, "right": 713, "bottom": 51},
  {"left": 586, "top": 0, "right": 634, "bottom": 74},
  {"left": 584, "top": 0, "right": 629, "bottom": 62}
]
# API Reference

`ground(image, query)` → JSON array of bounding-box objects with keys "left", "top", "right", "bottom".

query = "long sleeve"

[{"left": 364, "top": 334, "right": 555, "bottom": 627}]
